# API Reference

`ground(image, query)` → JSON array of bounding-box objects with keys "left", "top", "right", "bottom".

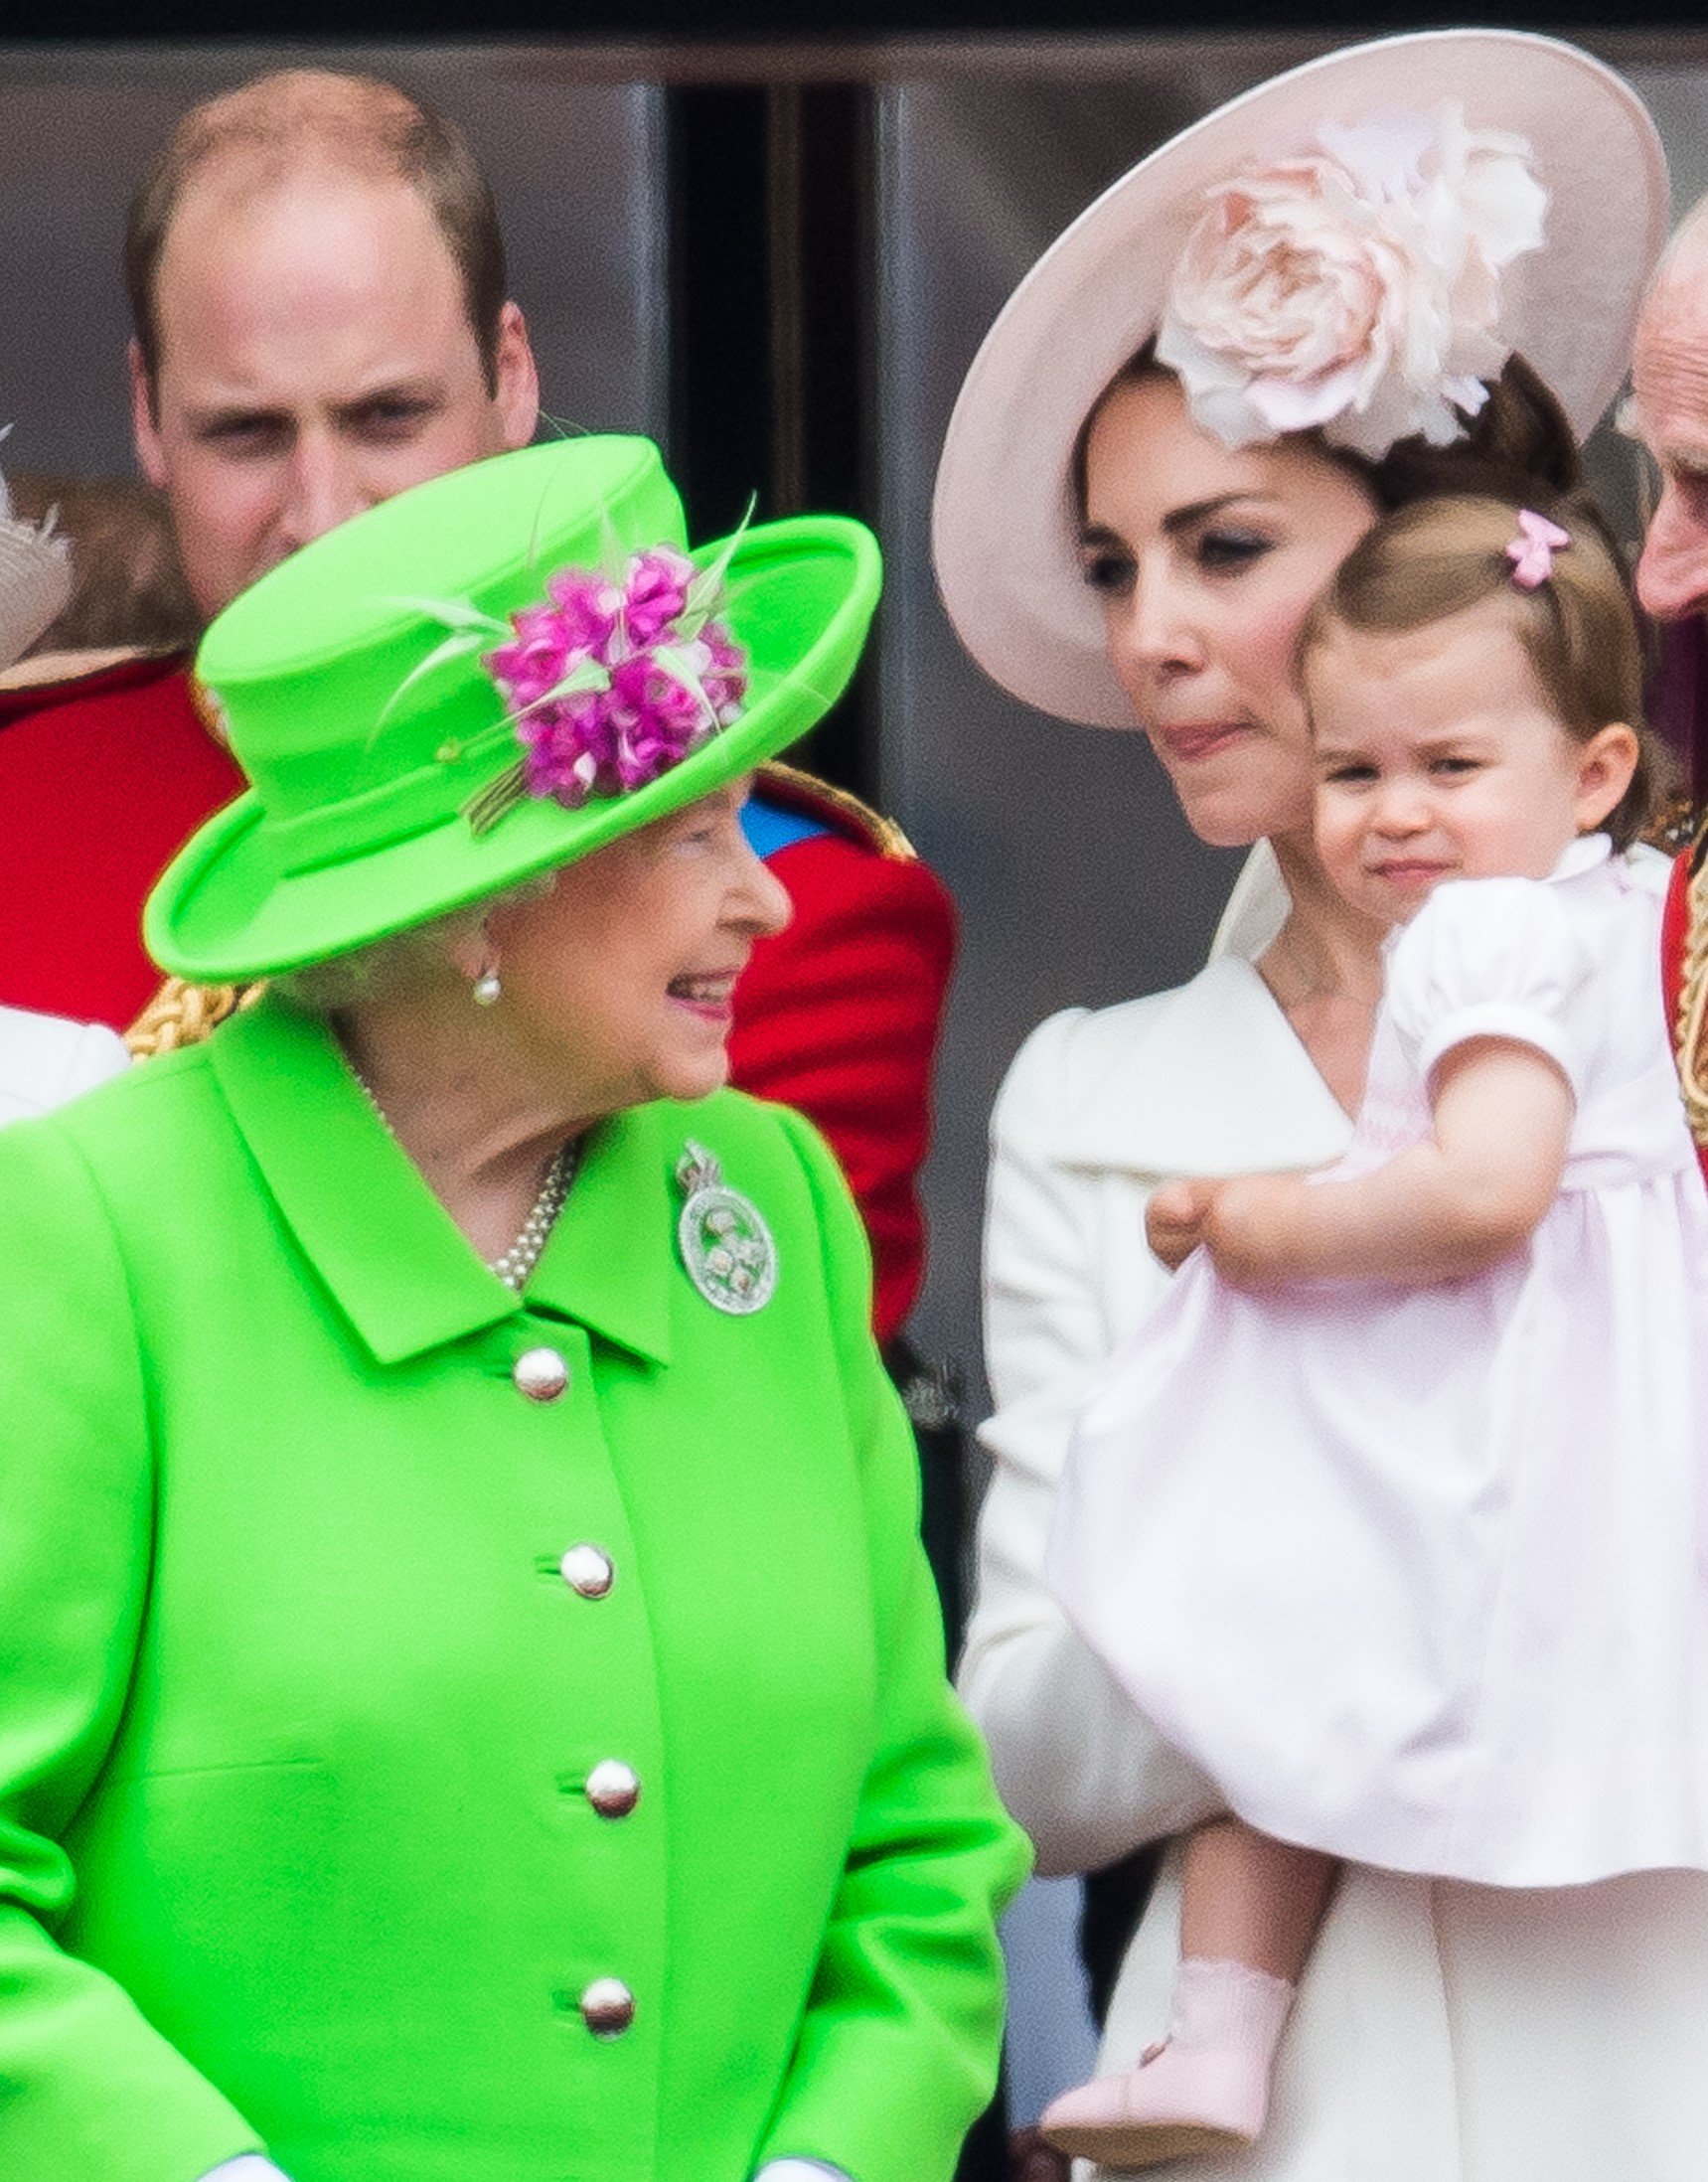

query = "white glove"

[{"left": 202, "top": 2148, "right": 853, "bottom": 2179}]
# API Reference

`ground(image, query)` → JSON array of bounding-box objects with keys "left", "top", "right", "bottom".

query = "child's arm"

[{"left": 1189, "top": 1035, "right": 1573, "bottom": 1290}]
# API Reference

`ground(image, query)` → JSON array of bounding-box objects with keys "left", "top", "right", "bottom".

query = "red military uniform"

[
  {"left": 733, "top": 764, "right": 956, "bottom": 1345},
  {"left": 0, "top": 654, "right": 243, "bottom": 1028},
  {"left": 0, "top": 661, "right": 954, "bottom": 1344}
]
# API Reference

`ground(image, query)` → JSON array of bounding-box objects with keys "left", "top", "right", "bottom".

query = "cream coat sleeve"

[{"left": 962, "top": 959, "right": 1355, "bottom": 1876}]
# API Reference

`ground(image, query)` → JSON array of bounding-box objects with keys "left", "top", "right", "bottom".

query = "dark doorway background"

[{"left": 670, "top": 80, "right": 876, "bottom": 795}]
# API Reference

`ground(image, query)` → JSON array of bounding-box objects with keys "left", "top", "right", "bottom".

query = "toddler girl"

[{"left": 1040, "top": 495, "right": 1708, "bottom": 2168}]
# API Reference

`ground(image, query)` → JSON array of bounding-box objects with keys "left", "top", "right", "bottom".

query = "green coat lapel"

[
  {"left": 209, "top": 993, "right": 673, "bottom": 1369},
  {"left": 526, "top": 1105, "right": 674, "bottom": 1366}
]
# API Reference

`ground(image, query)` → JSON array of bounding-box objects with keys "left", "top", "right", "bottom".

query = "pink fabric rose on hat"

[{"left": 1156, "top": 104, "right": 1548, "bottom": 460}]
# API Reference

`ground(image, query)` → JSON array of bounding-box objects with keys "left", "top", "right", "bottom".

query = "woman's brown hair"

[
  {"left": 1072, "top": 347, "right": 1583, "bottom": 523},
  {"left": 1297, "top": 493, "right": 1670, "bottom": 851}
]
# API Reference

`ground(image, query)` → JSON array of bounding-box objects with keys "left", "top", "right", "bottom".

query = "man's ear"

[
  {"left": 1573, "top": 720, "right": 1641, "bottom": 833},
  {"left": 492, "top": 301, "right": 541, "bottom": 452},
  {"left": 130, "top": 338, "right": 169, "bottom": 489}
]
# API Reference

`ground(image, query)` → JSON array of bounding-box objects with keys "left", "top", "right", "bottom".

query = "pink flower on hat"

[
  {"left": 1157, "top": 103, "right": 1548, "bottom": 460},
  {"left": 481, "top": 545, "right": 748, "bottom": 819}
]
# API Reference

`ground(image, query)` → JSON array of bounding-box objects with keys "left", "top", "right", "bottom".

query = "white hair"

[{"left": 273, "top": 868, "right": 556, "bottom": 1016}]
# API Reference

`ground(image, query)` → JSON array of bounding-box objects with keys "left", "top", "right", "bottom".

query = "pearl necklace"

[
  {"left": 348, "top": 1063, "right": 578, "bottom": 1292},
  {"left": 484, "top": 1142, "right": 578, "bottom": 1292}
]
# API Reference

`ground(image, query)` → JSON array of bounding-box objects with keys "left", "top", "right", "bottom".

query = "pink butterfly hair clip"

[{"left": 1506, "top": 510, "right": 1571, "bottom": 590}]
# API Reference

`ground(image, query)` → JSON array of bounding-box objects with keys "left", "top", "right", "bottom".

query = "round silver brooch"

[{"left": 676, "top": 1140, "right": 778, "bottom": 1316}]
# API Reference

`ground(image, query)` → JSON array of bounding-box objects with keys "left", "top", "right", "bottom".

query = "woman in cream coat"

[{"left": 936, "top": 32, "right": 1708, "bottom": 2180}]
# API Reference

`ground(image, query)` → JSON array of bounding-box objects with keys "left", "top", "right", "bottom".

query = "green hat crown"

[
  {"left": 146, "top": 437, "right": 881, "bottom": 983},
  {"left": 208, "top": 435, "right": 688, "bottom": 879}
]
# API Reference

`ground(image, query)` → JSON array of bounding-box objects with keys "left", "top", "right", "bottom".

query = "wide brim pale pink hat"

[{"left": 932, "top": 30, "right": 1669, "bottom": 727}]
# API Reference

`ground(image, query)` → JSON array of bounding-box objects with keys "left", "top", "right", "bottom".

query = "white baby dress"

[{"left": 1050, "top": 836, "right": 1708, "bottom": 1887}]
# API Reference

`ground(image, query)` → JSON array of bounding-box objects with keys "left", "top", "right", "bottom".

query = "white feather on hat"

[{"left": 0, "top": 428, "right": 74, "bottom": 675}]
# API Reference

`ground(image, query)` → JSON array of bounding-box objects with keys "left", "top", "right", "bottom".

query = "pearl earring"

[{"left": 472, "top": 967, "right": 502, "bottom": 1007}]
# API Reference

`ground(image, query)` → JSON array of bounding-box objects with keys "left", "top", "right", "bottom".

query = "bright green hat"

[{"left": 145, "top": 436, "right": 881, "bottom": 983}]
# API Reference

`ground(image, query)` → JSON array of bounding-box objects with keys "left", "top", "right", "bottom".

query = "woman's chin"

[
  {"left": 1172, "top": 781, "right": 1313, "bottom": 854},
  {"left": 651, "top": 1047, "right": 732, "bottom": 1107},
  {"left": 1174, "top": 796, "right": 1274, "bottom": 853}
]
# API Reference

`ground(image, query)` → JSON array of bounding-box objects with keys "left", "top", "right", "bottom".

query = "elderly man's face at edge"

[
  {"left": 1633, "top": 265, "right": 1708, "bottom": 624},
  {"left": 132, "top": 164, "right": 540, "bottom": 621}
]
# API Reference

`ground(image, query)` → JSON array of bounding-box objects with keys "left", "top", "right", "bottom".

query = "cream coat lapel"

[{"left": 1029, "top": 957, "right": 1352, "bottom": 1180}]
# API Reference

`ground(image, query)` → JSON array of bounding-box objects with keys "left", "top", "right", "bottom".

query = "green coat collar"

[{"left": 209, "top": 995, "right": 674, "bottom": 1369}]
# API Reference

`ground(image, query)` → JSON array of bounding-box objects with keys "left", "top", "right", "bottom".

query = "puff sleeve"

[{"left": 1385, "top": 876, "right": 1590, "bottom": 1098}]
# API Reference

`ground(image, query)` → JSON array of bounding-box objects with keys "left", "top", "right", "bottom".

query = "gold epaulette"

[
  {"left": 186, "top": 670, "right": 233, "bottom": 745},
  {"left": 125, "top": 975, "right": 264, "bottom": 1060},
  {"left": 1673, "top": 810, "right": 1708, "bottom": 1148},
  {"left": 757, "top": 760, "right": 919, "bottom": 861},
  {"left": 1640, "top": 790, "right": 1697, "bottom": 858}
]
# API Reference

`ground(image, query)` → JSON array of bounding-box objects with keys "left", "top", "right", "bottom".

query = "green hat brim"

[{"left": 145, "top": 513, "right": 880, "bottom": 984}]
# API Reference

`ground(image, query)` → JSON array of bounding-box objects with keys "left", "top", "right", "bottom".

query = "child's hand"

[
  {"left": 1145, "top": 1179, "right": 1223, "bottom": 1270},
  {"left": 1150, "top": 1172, "right": 1316, "bottom": 1282}
]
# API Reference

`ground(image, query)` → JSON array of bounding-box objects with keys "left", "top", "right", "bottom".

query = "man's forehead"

[
  {"left": 153, "top": 164, "right": 462, "bottom": 346},
  {"left": 149, "top": 164, "right": 480, "bottom": 406},
  {"left": 164, "top": 152, "right": 425, "bottom": 258},
  {"left": 1638, "top": 268, "right": 1708, "bottom": 363},
  {"left": 1632, "top": 281, "right": 1708, "bottom": 440}
]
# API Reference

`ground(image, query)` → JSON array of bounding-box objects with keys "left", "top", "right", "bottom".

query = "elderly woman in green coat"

[{"left": 0, "top": 436, "right": 1027, "bottom": 2182}]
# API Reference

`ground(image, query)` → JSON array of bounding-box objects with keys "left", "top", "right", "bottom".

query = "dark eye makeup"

[
  {"left": 1193, "top": 527, "right": 1272, "bottom": 571},
  {"left": 1076, "top": 510, "right": 1278, "bottom": 596},
  {"left": 1078, "top": 545, "right": 1136, "bottom": 595}
]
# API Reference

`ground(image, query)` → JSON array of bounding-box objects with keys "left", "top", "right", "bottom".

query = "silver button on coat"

[
  {"left": 586, "top": 1760, "right": 641, "bottom": 1817},
  {"left": 513, "top": 1347, "right": 569, "bottom": 1402},
  {"left": 579, "top": 1977, "right": 635, "bottom": 2036},
  {"left": 559, "top": 1544, "right": 614, "bottom": 1598}
]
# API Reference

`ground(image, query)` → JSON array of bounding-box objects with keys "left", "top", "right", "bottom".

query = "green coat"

[{"left": 0, "top": 995, "right": 1026, "bottom": 2182}]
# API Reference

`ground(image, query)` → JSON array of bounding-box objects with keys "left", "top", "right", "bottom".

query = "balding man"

[
  {"left": 128, "top": 71, "right": 540, "bottom": 619},
  {"left": 1631, "top": 202, "right": 1708, "bottom": 1179},
  {"left": 0, "top": 71, "right": 539, "bottom": 1030},
  {"left": 1633, "top": 200, "right": 1708, "bottom": 626}
]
